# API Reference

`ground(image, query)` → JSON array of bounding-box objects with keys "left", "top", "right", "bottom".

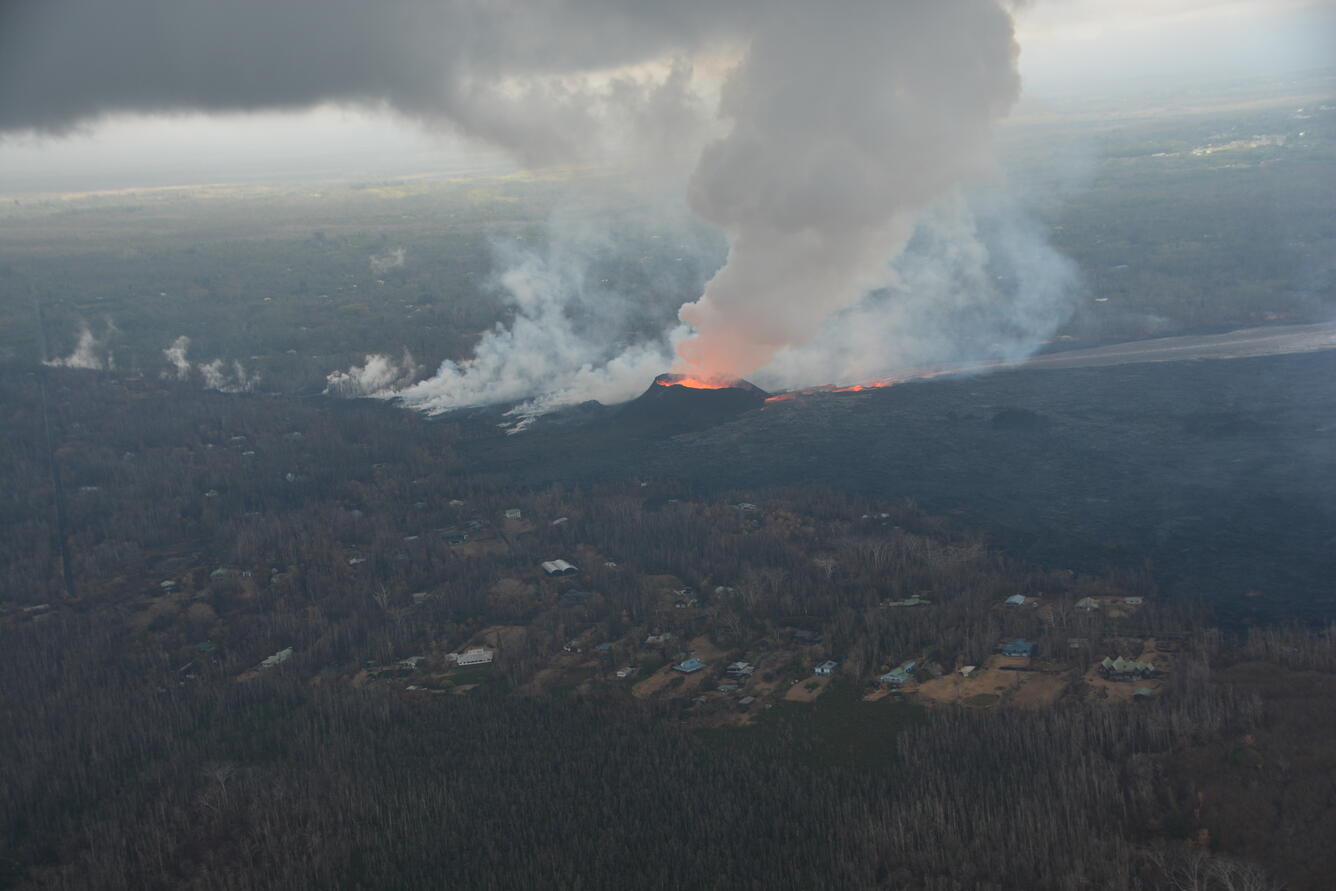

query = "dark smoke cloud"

[{"left": 0, "top": 0, "right": 752, "bottom": 164}]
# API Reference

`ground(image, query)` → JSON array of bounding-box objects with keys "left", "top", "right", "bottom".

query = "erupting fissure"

[{"left": 653, "top": 374, "right": 737, "bottom": 391}]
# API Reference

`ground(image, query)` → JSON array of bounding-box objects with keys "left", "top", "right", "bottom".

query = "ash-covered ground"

[{"left": 456, "top": 348, "right": 1336, "bottom": 621}]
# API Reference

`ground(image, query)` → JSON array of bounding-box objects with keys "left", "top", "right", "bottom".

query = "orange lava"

[
  {"left": 764, "top": 378, "right": 898, "bottom": 404},
  {"left": 656, "top": 376, "right": 732, "bottom": 390}
]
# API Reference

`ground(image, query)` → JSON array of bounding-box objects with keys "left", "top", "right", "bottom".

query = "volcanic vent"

[{"left": 618, "top": 373, "right": 769, "bottom": 432}]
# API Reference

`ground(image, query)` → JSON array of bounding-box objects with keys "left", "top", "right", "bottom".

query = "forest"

[
  {"left": 3, "top": 72, "right": 1335, "bottom": 889},
  {"left": 3, "top": 366, "right": 1335, "bottom": 889}
]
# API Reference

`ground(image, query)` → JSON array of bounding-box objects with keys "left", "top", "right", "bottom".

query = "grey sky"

[{"left": 0, "top": 0, "right": 1331, "bottom": 193}]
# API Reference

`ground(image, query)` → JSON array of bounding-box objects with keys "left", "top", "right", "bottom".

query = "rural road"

[{"left": 1022, "top": 321, "right": 1336, "bottom": 370}]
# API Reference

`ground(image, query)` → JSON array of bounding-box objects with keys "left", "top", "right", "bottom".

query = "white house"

[{"left": 450, "top": 647, "right": 495, "bottom": 667}]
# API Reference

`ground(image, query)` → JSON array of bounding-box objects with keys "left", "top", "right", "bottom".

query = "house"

[
  {"left": 717, "top": 683, "right": 740, "bottom": 695},
  {"left": 551, "top": 516, "right": 569, "bottom": 526},
  {"left": 735, "top": 503, "right": 759, "bottom": 512},
  {"left": 1133, "top": 687, "right": 1155, "bottom": 699},
  {"left": 503, "top": 508, "right": 522, "bottom": 520},
  {"left": 674, "top": 657, "right": 706, "bottom": 673},
  {"left": 814, "top": 660, "right": 838, "bottom": 676},
  {"left": 880, "top": 661, "right": 918, "bottom": 686},
  {"left": 541, "top": 559, "right": 579, "bottom": 576},
  {"left": 615, "top": 667, "right": 635, "bottom": 679},
  {"left": 1124, "top": 596, "right": 1145, "bottom": 605},
  {"left": 645, "top": 632, "right": 672, "bottom": 645},
  {"left": 737, "top": 696, "right": 756, "bottom": 708},
  {"left": 451, "top": 647, "right": 495, "bottom": 667},
  {"left": 397, "top": 655, "right": 424, "bottom": 670},
  {"left": 1098, "top": 656, "right": 1156, "bottom": 680},
  {"left": 1002, "top": 638, "right": 1036, "bottom": 657},
  {"left": 1004, "top": 594, "right": 1027, "bottom": 607},
  {"left": 959, "top": 665, "right": 977, "bottom": 678},
  {"left": 726, "top": 661, "right": 754, "bottom": 679},
  {"left": 1075, "top": 597, "right": 1100, "bottom": 611}
]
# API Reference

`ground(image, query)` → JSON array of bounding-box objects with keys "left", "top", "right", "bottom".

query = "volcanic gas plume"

[
  {"left": 675, "top": 1, "right": 1021, "bottom": 383},
  {"left": 5, "top": 1, "right": 1065, "bottom": 416}
]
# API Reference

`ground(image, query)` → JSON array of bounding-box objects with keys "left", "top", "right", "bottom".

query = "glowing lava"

[
  {"left": 764, "top": 378, "right": 899, "bottom": 403},
  {"left": 654, "top": 374, "right": 735, "bottom": 391}
]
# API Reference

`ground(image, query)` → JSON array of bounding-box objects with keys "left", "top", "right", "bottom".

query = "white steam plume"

[
  {"left": 676, "top": 1, "right": 1022, "bottom": 380},
  {"left": 757, "top": 188, "right": 1080, "bottom": 390},
  {"left": 199, "top": 359, "right": 259, "bottom": 393},
  {"left": 369, "top": 248, "right": 407, "bottom": 276},
  {"left": 378, "top": 193, "right": 719, "bottom": 416},
  {"left": 163, "top": 335, "right": 192, "bottom": 380},
  {"left": 159, "top": 335, "right": 259, "bottom": 392},
  {"left": 325, "top": 350, "right": 421, "bottom": 397},
  {"left": 45, "top": 321, "right": 114, "bottom": 370}
]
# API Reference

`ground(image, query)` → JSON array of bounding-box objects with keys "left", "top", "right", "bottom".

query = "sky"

[{"left": 0, "top": 0, "right": 1331, "bottom": 193}]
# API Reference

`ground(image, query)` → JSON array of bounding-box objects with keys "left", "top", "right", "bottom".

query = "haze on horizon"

[{"left": 1, "top": 0, "right": 1331, "bottom": 194}]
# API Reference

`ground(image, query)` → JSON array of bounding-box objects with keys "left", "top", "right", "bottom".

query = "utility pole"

[{"left": 34, "top": 294, "right": 78, "bottom": 600}]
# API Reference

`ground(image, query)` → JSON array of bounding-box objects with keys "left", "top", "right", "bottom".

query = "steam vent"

[{"left": 618, "top": 373, "right": 769, "bottom": 432}]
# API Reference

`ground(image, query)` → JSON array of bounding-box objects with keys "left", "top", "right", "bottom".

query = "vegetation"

[{"left": 3, "top": 367, "right": 1336, "bottom": 889}]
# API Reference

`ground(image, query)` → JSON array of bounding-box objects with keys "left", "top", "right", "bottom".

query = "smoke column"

[
  {"left": 5, "top": 1, "right": 1062, "bottom": 409},
  {"left": 677, "top": 1, "right": 1021, "bottom": 381}
]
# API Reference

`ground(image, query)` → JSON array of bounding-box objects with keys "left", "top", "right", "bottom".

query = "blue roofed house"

[
  {"left": 814, "top": 660, "right": 838, "bottom": 676},
  {"left": 1002, "top": 638, "right": 1036, "bottom": 657},
  {"left": 674, "top": 657, "right": 706, "bottom": 673},
  {"left": 1004, "top": 594, "right": 1027, "bottom": 608},
  {"left": 879, "top": 661, "right": 918, "bottom": 686}
]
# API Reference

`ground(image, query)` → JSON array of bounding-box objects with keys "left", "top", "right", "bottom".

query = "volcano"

[{"left": 617, "top": 373, "right": 769, "bottom": 433}]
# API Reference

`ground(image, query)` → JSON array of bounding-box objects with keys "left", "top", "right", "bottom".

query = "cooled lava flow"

[{"left": 620, "top": 373, "right": 770, "bottom": 430}]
